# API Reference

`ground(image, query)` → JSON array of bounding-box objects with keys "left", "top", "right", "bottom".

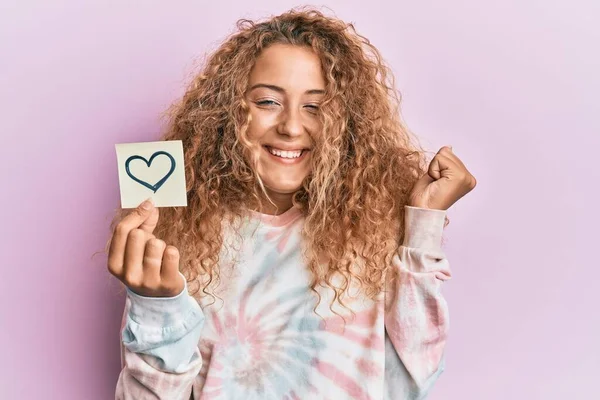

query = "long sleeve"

[
  {"left": 384, "top": 205, "right": 451, "bottom": 400},
  {"left": 115, "top": 273, "right": 205, "bottom": 400}
]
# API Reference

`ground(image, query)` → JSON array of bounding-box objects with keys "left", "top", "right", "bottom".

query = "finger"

[
  {"left": 161, "top": 245, "right": 181, "bottom": 286},
  {"left": 107, "top": 199, "right": 155, "bottom": 275},
  {"left": 122, "top": 228, "right": 149, "bottom": 285},
  {"left": 428, "top": 147, "right": 449, "bottom": 180},
  {"left": 441, "top": 146, "right": 468, "bottom": 169},
  {"left": 429, "top": 153, "right": 458, "bottom": 179},
  {"left": 121, "top": 199, "right": 156, "bottom": 231},
  {"left": 142, "top": 238, "right": 167, "bottom": 289},
  {"left": 139, "top": 207, "right": 160, "bottom": 235},
  {"left": 428, "top": 155, "right": 456, "bottom": 179},
  {"left": 438, "top": 148, "right": 475, "bottom": 185}
]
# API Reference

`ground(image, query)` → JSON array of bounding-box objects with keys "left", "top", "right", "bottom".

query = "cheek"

[
  {"left": 246, "top": 115, "right": 258, "bottom": 140},
  {"left": 247, "top": 110, "right": 275, "bottom": 138}
]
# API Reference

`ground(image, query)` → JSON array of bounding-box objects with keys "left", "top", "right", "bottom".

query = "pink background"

[{"left": 2, "top": 1, "right": 598, "bottom": 399}]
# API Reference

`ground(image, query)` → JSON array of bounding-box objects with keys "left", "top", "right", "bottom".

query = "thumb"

[
  {"left": 412, "top": 170, "right": 435, "bottom": 193},
  {"left": 427, "top": 156, "right": 442, "bottom": 180},
  {"left": 137, "top": 199, "right": 160, "bottom": 234}
]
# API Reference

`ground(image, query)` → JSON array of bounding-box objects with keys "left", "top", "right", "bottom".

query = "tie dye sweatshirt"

[{"left": 115, "top": 205, "right": 451, "bottom": 400}]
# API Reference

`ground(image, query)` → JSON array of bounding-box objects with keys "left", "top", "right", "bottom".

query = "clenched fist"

[{"left": 107, "top": 199, "right": 185, "bottom": 298}]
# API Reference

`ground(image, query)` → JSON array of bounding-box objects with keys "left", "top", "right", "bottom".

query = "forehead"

[{"left": 248, "top": 44, "right": 325, "bottom": 88}]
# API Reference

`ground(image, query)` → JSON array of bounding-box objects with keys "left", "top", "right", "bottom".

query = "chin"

[
  {"left": 266, "top": 185, "right": 302, "bottom": 194},
  {"left": 263, "top": 180, "right": 304, "bottom": 194}
]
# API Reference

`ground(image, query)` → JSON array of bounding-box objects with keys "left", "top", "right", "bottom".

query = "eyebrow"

[{"left": 248, "top": 83, "right": 325, "bottom": 95}]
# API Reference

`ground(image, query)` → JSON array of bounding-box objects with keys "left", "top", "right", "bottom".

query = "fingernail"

[
  {"left": 141, "top": 198, "right": 153, "bottom": 210},
  {"left": 448, "top": 145, "right": 453, "bottom": 151}
]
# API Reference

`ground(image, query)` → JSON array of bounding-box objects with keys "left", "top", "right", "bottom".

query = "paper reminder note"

[{"left": 115, "top": 140, "right": 187, "bottom": 208}]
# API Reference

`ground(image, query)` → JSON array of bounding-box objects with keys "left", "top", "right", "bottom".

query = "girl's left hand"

[{"left": 408, "top": 146, "right": 477, "bottom": 211}]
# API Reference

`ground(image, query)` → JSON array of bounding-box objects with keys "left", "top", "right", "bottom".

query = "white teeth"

[{"left": 267, "top": 147, "right": 303, "bottom": 158}]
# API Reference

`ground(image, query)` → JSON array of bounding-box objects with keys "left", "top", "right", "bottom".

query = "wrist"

[{"left": 402, "top": 205, "right": 447, "bottom": 250}]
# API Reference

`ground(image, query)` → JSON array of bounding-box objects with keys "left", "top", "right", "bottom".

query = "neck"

[{"left": 251, "top": 191, "right": 294, "bottom": 216}]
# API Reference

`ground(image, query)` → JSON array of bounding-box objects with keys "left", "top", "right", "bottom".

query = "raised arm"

[{"left": 384, "top": 205, "right": 451, "bottom": 399}]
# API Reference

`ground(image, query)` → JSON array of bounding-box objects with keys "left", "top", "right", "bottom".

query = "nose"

[{"left": 277, "top": 107, "right": 304, "bottom": 137}]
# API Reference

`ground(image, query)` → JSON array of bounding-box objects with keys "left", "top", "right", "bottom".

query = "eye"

[
  {"left": 304, "top": 104, "right": 320, "bottom": 114},
  {"left": 255, "top": 100, "right": 279, "bottom": 107}
]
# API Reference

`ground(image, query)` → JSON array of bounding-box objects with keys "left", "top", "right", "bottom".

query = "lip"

[
  {"left": 265, "top": 144, "right": 311, "bottom": 152},
  {"left": 263, "top": 145, "right": 310, "bottom": 165}
]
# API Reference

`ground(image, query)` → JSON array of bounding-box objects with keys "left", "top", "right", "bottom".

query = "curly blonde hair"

[{"left": 108, "top": 6, "right": 447, "bottom": 311}]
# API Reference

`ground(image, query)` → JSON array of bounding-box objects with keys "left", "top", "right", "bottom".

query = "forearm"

[
  {"left": 115, "top": 278, "right": 205, "bottom": 399},
  {"left": 384, "top": 205, "right": 451, "bottom": 395}
]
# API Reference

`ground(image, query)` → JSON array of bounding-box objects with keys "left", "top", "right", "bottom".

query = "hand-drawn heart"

[{"left": 125, "top": 151, "right": 176, "bottom": 193}]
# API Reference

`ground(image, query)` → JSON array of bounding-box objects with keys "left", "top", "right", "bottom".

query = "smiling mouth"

[
  {"left": 264, "top": 145, "right": 309, "bottom": 155},
  {"left": 262, "top": 145, "right": 310, "bottom": 162}
]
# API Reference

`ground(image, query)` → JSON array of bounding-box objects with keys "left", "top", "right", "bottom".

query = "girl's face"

[{"left": 244, "top": 43, "right": 325, "bottom": 214}]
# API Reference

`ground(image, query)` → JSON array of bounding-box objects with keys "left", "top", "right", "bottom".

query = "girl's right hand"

[{"left": 107, "top": 199, "right": 185, "bottom": 298}]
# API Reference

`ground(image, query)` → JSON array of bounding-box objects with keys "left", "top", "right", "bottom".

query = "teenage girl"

[{"left": 108, "top": 7, "right": 476, "bottom": 400}]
